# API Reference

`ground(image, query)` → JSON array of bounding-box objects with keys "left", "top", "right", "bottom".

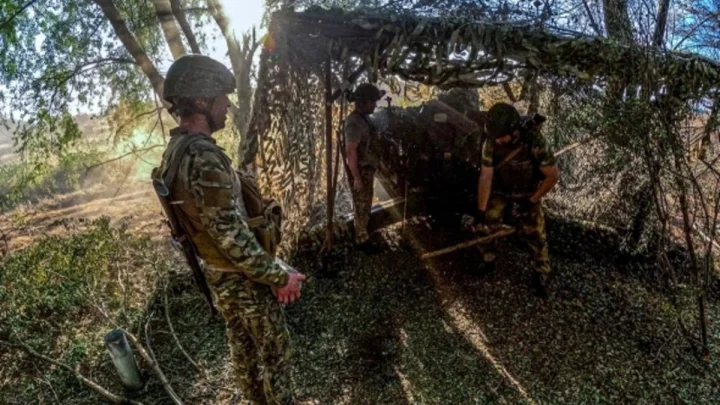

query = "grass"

[{"left": 0, "top": 215, "right": 718, "bottom": 405}]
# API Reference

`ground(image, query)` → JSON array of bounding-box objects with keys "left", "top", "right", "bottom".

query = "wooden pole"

[
  {"left": 332, "top": 60, "right": 348, "bottom": 206},
  {"left": 420, "top": 228, "right": 516, "bottom": 260},
  {"left": 325, "top": 55, "right": 334, "bottom": 251}
]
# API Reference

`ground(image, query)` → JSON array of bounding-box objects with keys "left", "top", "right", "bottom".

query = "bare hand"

[
  {"left": 275, "top": 272, "right": 307, "bottom": 304},
  {"left": 353, "top": 178, "right": 363, "bottom": 192}
]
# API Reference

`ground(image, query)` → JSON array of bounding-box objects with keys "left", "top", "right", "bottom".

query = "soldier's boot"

[
  {"left": 529, "top": 271, "right": 549, "bottom": 299},
  {"left": 481, "top": 252, "right": 497, "bottom": 274}
]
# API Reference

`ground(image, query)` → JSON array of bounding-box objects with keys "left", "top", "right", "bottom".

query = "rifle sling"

[{"left": 494, "top": 144, "right": 524, "bottom": 171}]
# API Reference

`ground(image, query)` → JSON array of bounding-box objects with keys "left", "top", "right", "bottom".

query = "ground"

[{"left": 1, "top": 182, "right": 719, "bottom": 405}]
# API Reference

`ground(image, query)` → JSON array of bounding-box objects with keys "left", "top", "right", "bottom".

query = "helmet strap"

[{"left": 197, "top": 97, "right": 219, "bottom": 133}]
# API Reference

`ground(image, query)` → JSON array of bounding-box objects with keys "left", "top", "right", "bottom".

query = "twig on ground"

[
  {"left": 0, "top": 339, "right": 144, "bottom": 405},
  {"left": 653, "top": 328, "right": 678, "bottom": 362},
  {"left": 142, "top": 316, "right": 185, "bottom": 405},
  {"left": 31, "top": 360, "right": 61, "bottom": 404},
  {"left": 163, "top": 283, "right": 205, "bottom": 374}
]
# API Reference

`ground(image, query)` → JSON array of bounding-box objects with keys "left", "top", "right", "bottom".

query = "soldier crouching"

[{"left": 475, "top": 103, "right": 559, "bottom": 298}]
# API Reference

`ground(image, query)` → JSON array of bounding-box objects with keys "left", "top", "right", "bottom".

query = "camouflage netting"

[{"left": 243, "top": 8, "right": 720, "bottom": 251}]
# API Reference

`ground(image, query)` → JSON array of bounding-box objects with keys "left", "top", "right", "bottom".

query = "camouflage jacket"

[{"left": 153, "top": 128, "right": 289, "bottom": 288}]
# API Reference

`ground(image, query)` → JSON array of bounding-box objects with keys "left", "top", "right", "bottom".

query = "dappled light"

[{"left": 2, "top": 0, "right": 720, "bottom": 404}]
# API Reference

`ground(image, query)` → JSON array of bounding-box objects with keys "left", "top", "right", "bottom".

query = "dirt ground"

[{"left": 1, "top": 185, "right": 719, "bottom": 405}]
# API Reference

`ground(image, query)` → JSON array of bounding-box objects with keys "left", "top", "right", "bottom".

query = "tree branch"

[
  {"left": 0, "top": 0, "right": 39, "bottom": 30},
  {"left": 84, "top": 144, "right": 164, "bottom": 175},
  {"left": 206, "top": 0, "right": 258, "bottom": 135},
  {"left": 0, "top": 339, "right": 145, "bottom": 405},
  {"left": 580, "top": 0, "right": 602, "bottom": 36},
  {"left": 150, "top": 0, "right": 187, "bottom": 59},
  {"left": 92, "top": 0, "right": 173, "bottom": 112},
  {"left": 653, "top": 0, "right": 671, "bottom": 47},
  {"left": 170, "top": 0, "right": 201, "bottom": 54}
]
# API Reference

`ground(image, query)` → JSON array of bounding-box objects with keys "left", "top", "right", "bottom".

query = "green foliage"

[
  {"left": 0, "top": 218, "right": 163, "bottom": 403},
  {"left": 0, "top": 0, "right": 211, "bottom": 161},
  {"left": 0, "top": 218, "right": 154, "bottom": 342},
  {"left": 0, "top": 149, "right": 104, "bottom": 212}
]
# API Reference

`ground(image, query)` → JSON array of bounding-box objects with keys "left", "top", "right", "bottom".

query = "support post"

[
  {"left": 325, "top": 55, "right": 334, "bottom": 251},
  {"left": 104, "top": 329, "right": 143, "bottom": 391}
]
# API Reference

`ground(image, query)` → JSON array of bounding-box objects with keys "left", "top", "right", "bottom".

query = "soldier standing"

[
  {"left": 152, "top": 55, "right": 305, "bottom": 405},
  {"left": 344, "top": 83, "right": 385, "bottom": 248},
  {"left": 476, "top": 102, "right": 560, "bottom": 298}
]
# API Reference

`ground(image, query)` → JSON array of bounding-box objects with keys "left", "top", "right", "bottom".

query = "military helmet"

[
  {"left": 353, "top": 83, "right": 386, "bottom": 102},
  {"left": 163, "top": 55, "right": 235, "bottom": 103},
  {"left": 438, "top": 88, "right": 479, "bottom": 113},
  {"left": 486, "top": 102, "right": 521, "bottom": 138}
]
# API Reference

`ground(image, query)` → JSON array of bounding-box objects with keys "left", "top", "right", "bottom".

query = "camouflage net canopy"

[{"left": 245, "top": 7, "right": 720, "bottom": 248}]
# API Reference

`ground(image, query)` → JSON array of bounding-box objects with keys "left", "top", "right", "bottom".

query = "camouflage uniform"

[
  {"left": 479, "top": 127, "right": 555, "bottom": 274},
  {"left": 154, "top": 55, "right": 294, "bottom": 405},
  {"left": 345, "top": 110, "right": 380, "bottom": 244}
]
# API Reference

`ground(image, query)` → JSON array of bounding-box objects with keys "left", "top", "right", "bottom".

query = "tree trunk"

[
  {"left": 92, "top": 0, "right": 172, "bottom": 111},
  {"left": 603, "top": 0, "right": 633, "bottom": 43},
  {"left": 150, "top": 0, "right": 187, "bottom": 59},
  {"left": 207, "top": 0, "right": 258, "bottom": 148},
  {"left": 170, "top": 0, "right": 201, "bottom": 54},
  {"left": 698, "top": 100, "right": 718, "bottom": 161},
  {"left": 653, "top": 0, "right": 671, "bottom": 47}
]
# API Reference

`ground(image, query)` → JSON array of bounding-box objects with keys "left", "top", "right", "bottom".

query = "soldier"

[
  {"left": 344, "top": 83, "right": 385, "bottom": 248},
  {"left": 152, "top": 55, "right": 305, "bottom": 405},
  {"left": 476, "top": 102, "right": 559, "bottom": 298}
]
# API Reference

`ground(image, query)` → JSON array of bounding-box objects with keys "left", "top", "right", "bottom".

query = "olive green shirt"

[{"left": 344, "top": 111, "right": 380, "bottom": 168}]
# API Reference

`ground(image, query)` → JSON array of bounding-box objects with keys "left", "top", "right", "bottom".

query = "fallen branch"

[
  {"left": 0, "top": 339, "right": 144, "bottom": 405},
  {"left": 554, "top": 135, "right": 600, "bottom": 158},
  {"left": 143, "top": 318, "right": 185, "bottom": 405},
  {"left": 421, "top": 228, "right": 516, "bottom": 260},
  {"left": 163, "top": 284, "right": 204, "bottom": 374}
]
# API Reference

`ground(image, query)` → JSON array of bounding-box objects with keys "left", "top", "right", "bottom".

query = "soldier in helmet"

[
  {"left": 344, "top": 83, "right": 385, "bottom": 248},
  {"left": 152, "top": 55, "right": 305, "bottom": 404},
  {"left": 475, "top": 103, "right": 559, "bottom": 298}
]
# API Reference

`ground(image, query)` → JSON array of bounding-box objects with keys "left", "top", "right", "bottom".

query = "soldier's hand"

[
  {"left": 275, "top": 272, "right": 307, "bottom": 304},
  {"left": 353, "top": 178, "right": 363, "bottom": 192}
]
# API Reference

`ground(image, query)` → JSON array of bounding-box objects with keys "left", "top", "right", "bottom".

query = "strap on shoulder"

[
  {"left": 162, "top": 133, "right": 218, "bottom": 189},
  {"left": 495, "top": 144, "right": 524, "bottom": 170}
]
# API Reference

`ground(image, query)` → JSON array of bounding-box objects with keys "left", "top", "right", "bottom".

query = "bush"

[
  {"left": 0, "top": 217, "right": 158, "bottom": 353},
  {"left": 0, "top": 150, "right": 105, "bottom": 212}
]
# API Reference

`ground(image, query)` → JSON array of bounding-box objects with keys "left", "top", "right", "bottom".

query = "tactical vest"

[
  {"left": 152, "top": 132, "right": 282, "bottom": 270},
  {"left": 492, "top": 140, "right": 543, "bottom": 195}
]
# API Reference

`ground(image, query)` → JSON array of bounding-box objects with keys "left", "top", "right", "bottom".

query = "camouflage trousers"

[
  {"left": 350, "top": 167, "right": 376, "bottom": 244},
  {"left": 479, "top": 194, "right": 551, "bottom": 274},
  {"left": 205, "top": 268, "right": 294, "bottom": 405}
]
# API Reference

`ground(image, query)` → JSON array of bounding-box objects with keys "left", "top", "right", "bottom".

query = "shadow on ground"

[{"left": 15, "top": 214, "right": 713, "bottom": 405}]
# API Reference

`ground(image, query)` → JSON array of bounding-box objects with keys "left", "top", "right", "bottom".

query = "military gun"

[
  {"left": 152, "top": 179, "right": 217, "bottom": 316},
  {"left": 516, "top": 113, "right": 547, "bottom": 134}
]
